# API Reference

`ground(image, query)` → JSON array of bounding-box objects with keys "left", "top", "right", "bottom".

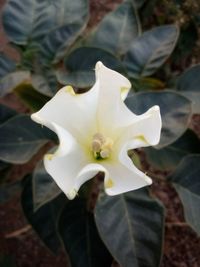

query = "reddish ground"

[{"left": 0, "top": 0, "right": 200, "bottom": 267}]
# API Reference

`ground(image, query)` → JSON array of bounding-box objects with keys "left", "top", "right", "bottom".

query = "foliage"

[{"left": 0, "top": 0, "right": 200, "bottom": 266}]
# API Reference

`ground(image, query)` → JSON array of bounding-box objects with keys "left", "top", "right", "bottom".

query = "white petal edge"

[
  {"left": 117, "top": 105, "right": 162, "bottom": 150},
  {"left": 31, "top": 81, "right": 99, "bottom": 141}
]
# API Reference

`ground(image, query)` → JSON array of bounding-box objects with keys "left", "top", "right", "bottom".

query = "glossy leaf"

[
  {"left": 58, "top": 199, "right": 112, "bottom": 267},
  {"left": 144, "top": 130, "right": 200, "bottom": 171},
  {"left": 33, "top": 160, "right": 61, "bottom": 211},
  {"left": 0, "top": 115, "right": 54, "bottom": 164},
  {"left": 14, "top": 83, "right": 50, "bottom": 111},
  {"left": 0, "top": 104, "right": 17, "bottom": 124},
  {"left": 59, "top": 47, "right": 123, "bottom": 88},
  {"left": 177, "top": 64, "right": 200, "bottom": 113},
  {"left": 124, "top": 25, "right": 179, "bottom": 78},
  {"left": 169, "top": 155, "right": 200, "bottom": 235},
  {"left": 3, "top": 0, "right": 89, "bottom": 45},
  {"left": 0, "top": 71, "right": 30, "bottom": 97},
  {"left": 86, "top": 0, "right": 141, "bottom": 55},
  {"left": 125, "top": 90, "right": 192, "bottom": 148},
  {"left": 32, "top": 69, "right": 58, "bottom": 96},
  {"left": 95, "top": 189, "right": 164, "bottom": 267},
  {"left": 39, "top": 23, "right": 85, "bottom": 64},
  {"left": 22, "top": 175, "right": 67, "bottom": 253}
]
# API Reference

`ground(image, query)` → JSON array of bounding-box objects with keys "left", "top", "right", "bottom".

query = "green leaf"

[
  {"left": 86, "top": 0, "right": 141, "bottom": 55},
  {"left": 0, "top": 53, "right": 16, "bottom": 78},
  {"left": 0, "top": 54, "right": 27, "bottom": 97},
  {"left": 58, "top": 198, "right": 112, "bottom": 267},
  {"left": 14, "top": 83, "right": 50, "bottom": 111},
  {"left": 32, "top": 69, "right": 58, "bottom": 96},
  {"left": 0, "top": 104, "right": 17, "bottom": 124},
  {"left": 176, "top": 64, "right": 200, "bottom": 114},
  {"left": 144, "top": 130, "right": 200, "bottom": 171},
  {"left": 0, "top": 71, "right": 31, "bottom": 97},
  {"left": 39, "top": 23, "right": 85, "bottom": 64},
  {"left": 169, "top": 155, "right": 200, "bottom": 235},
  {"left": 2, "top": 0, "right": 89, "bottom": 46},
  {"left": 22, "top": 175, "right": 67, "bottom": 253},
  {"left": 124, "top": 25, "right": 179, "bottom": 78},
  {"left": 125, "top": 90, "right": 192, "bottom": 148},
  {"left": 32, "top": 160, "right": 61, "bottom": 211},
  {"left": 95, "top": 189, "right": 164, "bottom": 267},
  {"left": 59, "top": 47, "right": 123, "bottom": 88},
  {"left": 0, "top": 115, "right": 54, "bottom": 164}
]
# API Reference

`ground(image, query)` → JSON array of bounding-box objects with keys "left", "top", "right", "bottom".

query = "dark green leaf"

[
  {"left": 32, "top": 69, "right": 58, "bottom": 96},
  {"left": 3, "top": 0, "right": 89, "bottom": 45},
  {"left": 0, "top": 115, "right": 54, "bottom": 164},
  {"left": 177, "top": 64, "right": 200, "bottom": 114},
  {"left": 0, "top": 104, "right": 17, "bottom": 124},
  {"left": 144, "top": 130, "right": 200, "bottom": 171},
  {"left": 124, "top": 25, "right": 179, "bottom": 78},
  {"left": 169, "top": 155, "right": 200, "bottom": 235},
  {"left": 59, "top": 47, "right": 123, "bottom": 88},
  {"left": 95, "top": 189, "right": 164, "bottom": 267},
  {"left": 33, "top": 160, "right": 61, "bottom": 211},
  {"left": 86, "top": 0, "right": 141, "bottom": 55},
  {"left": 14, "top": 83, "right": 50, "bottom": 111},
  {"left": 0, "top": 71, "right": 31, "bottom": 97},
  {"left": 40, "top": 24, "right": 85, "bottom": 64},
  {"left": 22, "top": 175, "right": 67, "bottom": 253},
  {"left": 125, "top": 90, "right": 192, "bottom": 148},
  {"left": 58, "top": 198, "right": 112, "bottom": 267}
]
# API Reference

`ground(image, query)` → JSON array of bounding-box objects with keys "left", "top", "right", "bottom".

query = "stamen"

[{"left": 91, "top": 133, "right": 113, "bottom": 160}]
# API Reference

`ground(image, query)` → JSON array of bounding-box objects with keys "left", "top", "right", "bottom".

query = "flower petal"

[
  {"left": 43, "top": 122, "right": 108, "bottom": 199},
  {"left": 31, "top": 83, "right": 99, "bottom": 141},
  {"left": 116, "top": 105, "right": 162, "bottom": 151},
  {"left": 95, "top": 62, "right": 132, "bottom": 134},
  {"left": 103, "top": 136, "right": 152, "bottom": 195}
]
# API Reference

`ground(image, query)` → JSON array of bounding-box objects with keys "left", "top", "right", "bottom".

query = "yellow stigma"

[{"left": 91, "top": 133, "right": 113, "bottom": 160}]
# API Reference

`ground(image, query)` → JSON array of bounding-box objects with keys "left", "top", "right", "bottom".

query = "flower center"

[{"left": 91, "top": 133, "right": 113, "bottom": 160}]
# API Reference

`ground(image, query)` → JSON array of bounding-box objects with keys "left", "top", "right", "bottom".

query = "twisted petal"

[
  {"left": 116, "top": 105, "right": 162, "bottom": 152},
  {"left": 31, "top": 82, "right": 99, "bottom": 141},
  {"left": 103, "top": 143, "right": 152, "bottom": 196},
  {"left": 95, "top": 62, "right": 133, "bottom": 135},
  {"left": 43, "top": 122, "right": 107, "bottom": 199}
]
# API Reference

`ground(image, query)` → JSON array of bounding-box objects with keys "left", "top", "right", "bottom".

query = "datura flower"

[{"left": 31, "top": 62, "right": 161, "bottom": 200}]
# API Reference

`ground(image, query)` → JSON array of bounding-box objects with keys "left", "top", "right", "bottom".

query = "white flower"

[{"left": 31, "top": 62, "right": 161, "bottom": 200}]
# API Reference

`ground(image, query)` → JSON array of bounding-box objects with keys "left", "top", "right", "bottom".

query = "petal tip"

[
  {"left": 95, "top": 61, "right": 103, "bottom": 70},
  {"left": 144, "top": 175, "right": 152, "bottom": 185},
  {"left": 153, "top": 105, "right": 160, "bottom": 111},
  {"left": 31, "top": 113, "right": 42, "bottom": 124},
  {"left": 66, "top": 189, "right": 77, "bottom": 200}
]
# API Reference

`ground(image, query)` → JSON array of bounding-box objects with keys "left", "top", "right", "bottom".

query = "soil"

[{"left": 0, "top": 0, "right": 200, "bottom": 267}]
